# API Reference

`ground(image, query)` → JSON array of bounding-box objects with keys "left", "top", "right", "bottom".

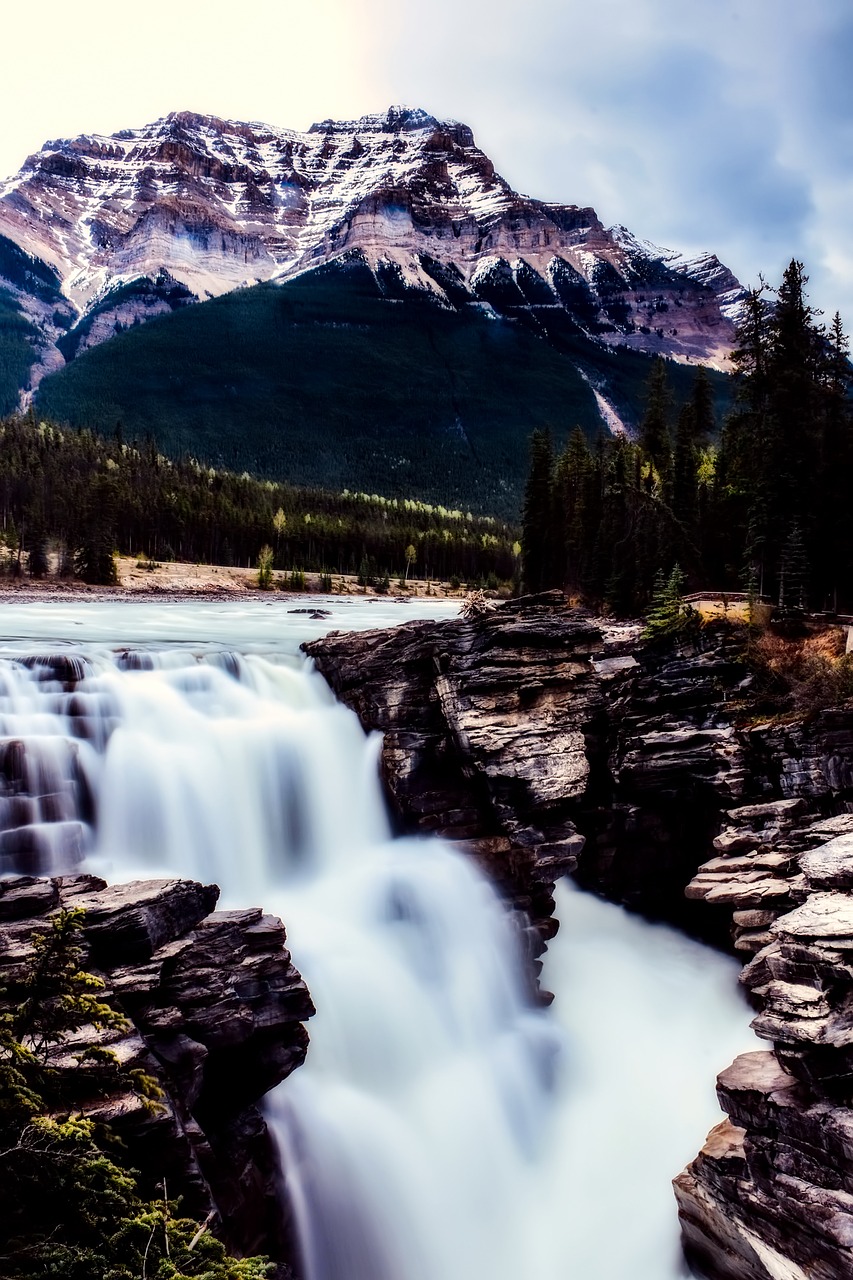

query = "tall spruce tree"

[
  {"left": 690, "top": 365, "right": 716, "bottom": 446},
  {"left": 639, "top": 358, "right": 673, "bottom": 489},
  {"left": 552, "top": 428, "right": 592, "bottom": 596},
  {"left": 521, "top": 429, "right": 555, "bottom": 593}
]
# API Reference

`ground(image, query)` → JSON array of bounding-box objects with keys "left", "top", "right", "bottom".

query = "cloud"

[
  {"left": 365, "top": 0, "right": 853, "bottom": 321},
  {"left": 2, "top": 0, "right": 849, "bottom": 323}
]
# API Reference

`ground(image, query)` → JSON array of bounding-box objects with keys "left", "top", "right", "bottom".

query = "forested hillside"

[
  {"left": 34, "top": 259, "right": 729, "bottom": 518},
  {"left": 0, "top": 414, "right": 518, "bottom": 585},
  {"left": 522, "top": 261, "right": 853, "bottom": 615}
]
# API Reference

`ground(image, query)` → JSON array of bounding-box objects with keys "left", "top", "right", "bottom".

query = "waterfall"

[{"left": 0, "top": 601, "right": 758, "bottom": 1280}]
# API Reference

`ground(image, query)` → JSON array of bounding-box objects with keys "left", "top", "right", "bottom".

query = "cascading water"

[{"left": 0, "top": 601, "right": 759, "bottom": 1280}]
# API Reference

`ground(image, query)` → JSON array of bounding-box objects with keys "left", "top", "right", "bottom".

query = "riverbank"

[{"left": 0, "top": 556, "right": 475, "bottom": 604}]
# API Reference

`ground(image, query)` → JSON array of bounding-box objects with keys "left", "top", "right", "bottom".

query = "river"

[{"left": 0, "top": 598, "right": 758, "bottom": 1279}]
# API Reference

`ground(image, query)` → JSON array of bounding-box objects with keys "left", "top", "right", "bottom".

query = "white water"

[{"left": 0, "top": 599, "right": 758, "bottom": 1279}]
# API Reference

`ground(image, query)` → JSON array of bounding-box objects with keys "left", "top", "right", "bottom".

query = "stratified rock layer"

[
  {"left": 0, "top": 874, "right": 314, "bottom": 1272},
  {"left": 0, "top": 107, "right": 743, "bottom": 381},
  {"left": 305, "top": 594, "right": 753, "bottom": 946},
  {"left": 307, "top": 593, "right": 602, "bottom": 970},
  {"left": 307, "top": 595, "right": 853, "bottom": 1277}
]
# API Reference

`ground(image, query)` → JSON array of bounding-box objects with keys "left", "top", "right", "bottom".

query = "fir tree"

[
  {"left": 690, "top": 365, "right": 716, "bottom": 446},
  {"left": 552, "top": 428, "right": 591, "bottom": 595},
  {"left": 642, "top": 564, "right": 693, "bottom": 640},
  {"left": 639, "top": 358, "right": 673, "bottom": 489},
  {"left": 521, "top": 428, "right": 555, "bottom": 592},
  {"left": 672, "top": 403, "right": 699, "bottom": 536},
  {"left": 778, "top": 524, "right": 809, "bottom": 611}
]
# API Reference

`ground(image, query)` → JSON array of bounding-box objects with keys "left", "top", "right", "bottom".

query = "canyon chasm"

[{"left": 1, "top": 595, "right": 851, "bottom": 1278}]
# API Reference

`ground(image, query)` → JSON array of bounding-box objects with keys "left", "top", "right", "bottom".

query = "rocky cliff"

[
  {"left": 0, "top": 106, "right": 744, "bottom": 392},
  {"left": 0, "top": 873, "right": 314, "bottom": 1274},
  {"left": 305, "top": 594, "right": 853, "bottom": 1278},
  {"left": 305, "top": 593, "right": 754, "bottom": 947},
  {"left": 678, "top": 804, "right": 853, "bottom": 1280}
]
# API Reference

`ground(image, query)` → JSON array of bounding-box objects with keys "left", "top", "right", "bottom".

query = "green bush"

[{"left": 256, "top": 544, "right": 274, "bottom": 590}]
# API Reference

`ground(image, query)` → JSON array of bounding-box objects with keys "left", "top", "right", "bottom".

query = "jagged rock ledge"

[
  {"left": 0, "top": 874, "right": 314, "bottom": 1275},
  {"left": 304, "top": 591, "right": 754, "bottom": 958},
  {"left": 306, "top": 592, "right": 853, "bottom": 1278},
  {"left": 678, "top": 815, "right": 853, "bottom": 1279},
  {"left": 306, "top": 592, "right": 605, "bottom": 978}
]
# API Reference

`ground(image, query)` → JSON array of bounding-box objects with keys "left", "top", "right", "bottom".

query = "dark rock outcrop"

[
  {"left": 0, "top": 874, "right": 314, "bottom": 1273},
  {"left": 304, "top": 595, "right": 754, "bottom": 946},
  {"left": 306, "top": 593, "right": 603, "bottom": 968},
  {"left": 677, "top": 731, "right": 853, "bottom": 1276},
  {"left": 306, "top": 594, "right": 853, "bottom": 1278}
]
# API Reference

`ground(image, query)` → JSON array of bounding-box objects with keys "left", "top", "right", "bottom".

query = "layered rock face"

[
  {"left": 679, "top": 805, "right": 853, "bottom": 1280},
  {"left": 306, "top": 593, "right": 603, "bottom": 970},
  {"left": 0, "top": 105, "right": 744, "bottom": 390},
  {"left": 305, "top": 595, "right": 755, "bottom": 945},
  {"left": 307, "top": 596, "right": 853, "bottom": 1277},
  {"left": 0, "top": 874, "right": 314, "bottom": 1272}
]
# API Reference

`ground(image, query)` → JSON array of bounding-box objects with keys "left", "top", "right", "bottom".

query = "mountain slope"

[
  {"left": 0, "top": 107, "right": 745, "bottom": 387},
  {"left": 0, "top": 106, "right": 741, "bottom": 513},
  {"left": 34, "top": 254, "right": 731, "bottom": 517}
]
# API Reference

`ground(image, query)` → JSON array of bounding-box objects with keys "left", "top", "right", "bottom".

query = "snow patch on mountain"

[{"left": 0, "top": 108, "right": 746, "bottom": 372}]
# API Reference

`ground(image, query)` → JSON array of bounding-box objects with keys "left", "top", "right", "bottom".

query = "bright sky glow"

[{"left": 2, "top": 0, "right": 850, "bottom": 320}]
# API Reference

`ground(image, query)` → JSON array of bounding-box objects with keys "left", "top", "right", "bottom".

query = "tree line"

[
  {"left": 0, "top": 415, "right": 519, "bottom": 585},
  {"left": 521, "top": 260, "right": 853, "bottom": 615}
]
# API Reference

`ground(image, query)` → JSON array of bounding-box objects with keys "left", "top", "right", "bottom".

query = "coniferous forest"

[
  {"left": 521, "top": 260, "right": 853, "bottom": 615},
  {"left": 0, "top": 416, "right": 518, "bottom": 587}
]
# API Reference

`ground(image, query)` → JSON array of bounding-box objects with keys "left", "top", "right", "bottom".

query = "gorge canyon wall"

[{"left": 305, "top": 593, "right": 853, "bottom": 1280}]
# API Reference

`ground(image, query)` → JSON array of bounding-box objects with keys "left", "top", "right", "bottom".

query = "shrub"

[
  {"left": 0, "top": 908, "right": 273, "bottom": 1278},
  {"left": 642, "top": 565, "right": 695, "bottom": 641},
  {"left": 288, "top": 569, "right": 306, "bottom": 591},
  {"left": 256, "top": 544, "right": 274, "bottom": 589}
]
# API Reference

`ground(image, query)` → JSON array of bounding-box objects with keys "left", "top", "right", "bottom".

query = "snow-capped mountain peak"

[{"left": 0, "top": 107, "right": 747, "bottom": 390}]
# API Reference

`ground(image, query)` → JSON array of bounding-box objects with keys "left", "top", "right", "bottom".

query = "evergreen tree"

[
  {"left": 75, "top": 475, "right": 118, "bottom": 585},
  {"left": 690, "top": 365, "right": 716, "bottom": 446},
  {"left": 672, "top": 403, "right": 699, "bottom": 536},
  {"left": 639, "top": 358, "right": 673, "bottom": 489},
  {"left": 778, "top": 524, "right": 809, "bottom": 611},
  {"left": 642, "top": 564, "right": 693, "bottom": 640},
  {"left": 26, "top": 530, "right": 50, "bottom": 578},
  {"left": 521, "top": 429, "right": 555, "bottom": 592},
  {"left": 552, "top": 428, "right": 591, "bottom": 595},
  {"left": 814, "top": 312, "right": 853, "bottom": 610}
]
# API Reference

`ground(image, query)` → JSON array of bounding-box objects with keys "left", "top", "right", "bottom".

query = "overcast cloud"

[{"left": 1, "top": 0, "right": 850, "bottom": 320}]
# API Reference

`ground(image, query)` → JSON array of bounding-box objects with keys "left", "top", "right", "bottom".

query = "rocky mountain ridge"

[{"left": 0, "top": 106, "right": 745, "bottom": 395}]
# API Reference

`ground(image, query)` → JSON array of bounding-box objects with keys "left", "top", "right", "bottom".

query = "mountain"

[{"left": 0, "top": 107, "right": 743, "bottom": 512}]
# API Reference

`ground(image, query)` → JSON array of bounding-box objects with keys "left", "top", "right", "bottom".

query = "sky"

[{"left": 1, "top": 0, "right": 850, "bottom": 320}]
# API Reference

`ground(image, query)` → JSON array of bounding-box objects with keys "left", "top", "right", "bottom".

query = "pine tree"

[
  {"left": 690, "top": 365, "right": 716, "bottom": 446},
  {"left": 642, "top": 564, "right": 693, "bottom": 639},
  {"left": 552, "top": 428, "right": 591, "bottom": 595},
  {"left": 639, "top": 358, "right": 673, "bottom": 488},
  {"left": 672, "top": 403, "right": 699, "bottom": 536},
  {"left": 778, "top": 524, "right": 809, "bottom": 611},
  {"left": 521, "top": 429, "right": 555, "bottom": 592}
]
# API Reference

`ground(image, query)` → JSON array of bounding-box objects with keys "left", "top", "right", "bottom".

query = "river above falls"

[{"left": 0, "top": 597, "right": 758, "bottom": 1279}]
